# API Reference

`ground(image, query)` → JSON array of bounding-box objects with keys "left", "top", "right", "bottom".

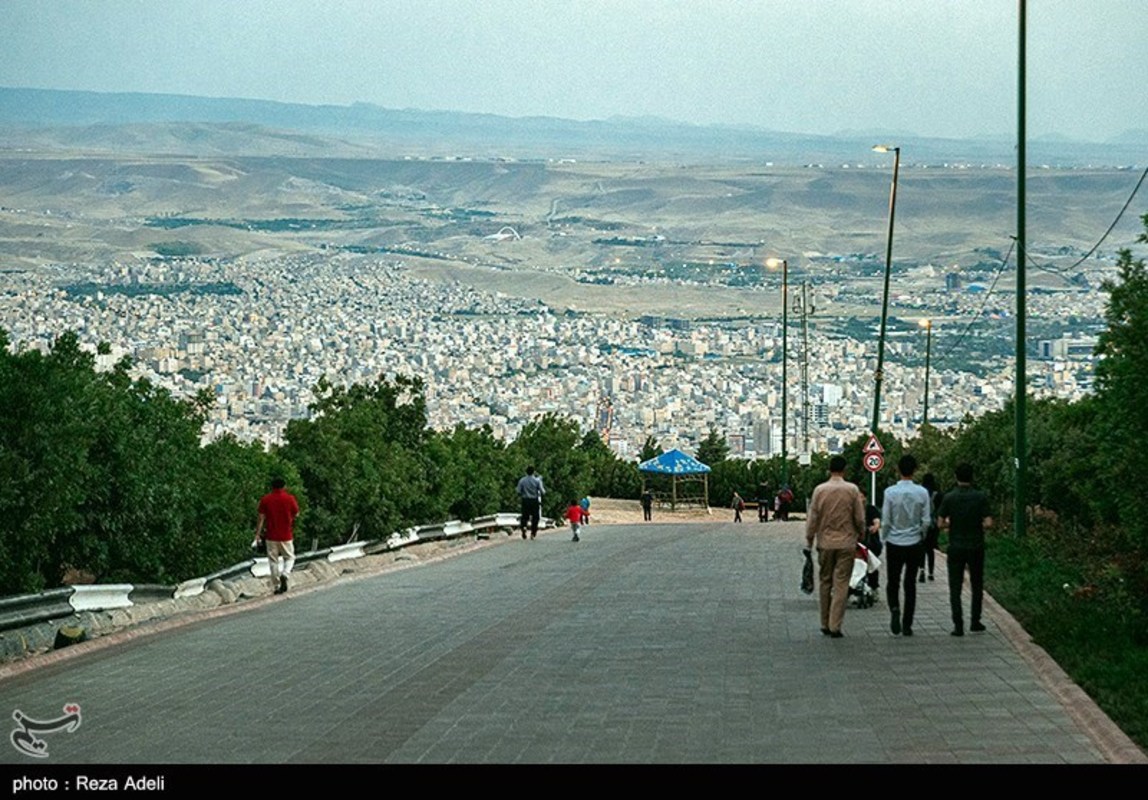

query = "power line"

[
  {"left": 930, "top": 163, "right": 1146, "bottom": 363},
  {"left": 1024, "top": 164, "right": 1148, "bottom": 276}
]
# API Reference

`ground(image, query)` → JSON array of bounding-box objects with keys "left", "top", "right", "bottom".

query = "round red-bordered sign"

[{"left": 863, "top": 452, "right": 884, "bottom": 473}]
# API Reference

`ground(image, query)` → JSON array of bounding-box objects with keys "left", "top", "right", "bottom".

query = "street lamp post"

[
  {"left": 919, "top": 318, "right": 932, "bottom": 427},
  {"left": 870, "top": 145, "right": 901, "bottom": 441},
  {"left": 765, "top": 257, "right": 788, "bottom": 486}
]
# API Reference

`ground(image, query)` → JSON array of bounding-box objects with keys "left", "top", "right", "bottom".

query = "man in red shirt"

[{"left": 254, "top": 477, "right": 300, "bottom": 594}]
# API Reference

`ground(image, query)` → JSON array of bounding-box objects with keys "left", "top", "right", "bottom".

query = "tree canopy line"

[{"left": 2, "top": 215, "right": 1146, "bottom": 611}]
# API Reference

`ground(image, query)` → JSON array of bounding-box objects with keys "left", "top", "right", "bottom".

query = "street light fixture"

[
  {"left": 765, "top": 256, "right": 789, "bottom": 485},
  {"left": 870, "top": 144, "right": 901, "bottom": 445},
  {"left": 919, "top": 318, "right": 932, "bottom": 427}
]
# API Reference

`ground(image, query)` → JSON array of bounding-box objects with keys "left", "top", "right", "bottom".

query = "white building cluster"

[{"left": 0, "top": 252, "right": 1101, "bottom": 456}]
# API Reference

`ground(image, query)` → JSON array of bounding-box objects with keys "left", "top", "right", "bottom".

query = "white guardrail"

[{"left": 1, "top": 512, "right": 554, "bottom": 632}]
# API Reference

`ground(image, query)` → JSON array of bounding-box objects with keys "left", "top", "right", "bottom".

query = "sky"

[{"left": 1, "top": 0, "right": 1144, "bottom": 143}]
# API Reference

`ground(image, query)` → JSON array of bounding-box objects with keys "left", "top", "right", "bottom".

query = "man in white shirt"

[{"left": 880, "top": 454, "right": 931, "bottom": 637}]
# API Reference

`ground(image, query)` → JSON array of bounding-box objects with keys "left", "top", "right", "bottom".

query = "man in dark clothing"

[
  {"left": 641, "top": 490, "right": 654, "bottom": 521},
  {"left": 864, "top": 501, "right": 882, "bottom": 592},
  {"left": 516, "top": 466, "right": 545, "bottom": 539},
  {"left": 938, "top": 463, "right": 994, "bottom": 636},
  {"left": 774, "top": 486, "right": 794, "bottom": 521},
  {"left": 254, "top": 477, "right": 300, "bottom": 595}
]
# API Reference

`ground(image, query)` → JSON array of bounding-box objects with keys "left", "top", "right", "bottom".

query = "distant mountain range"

[{"left": 0, "top": 86, "right": 1144, "bottom": 166}]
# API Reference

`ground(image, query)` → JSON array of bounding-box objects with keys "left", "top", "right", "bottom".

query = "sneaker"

[
  {"left": 951, "top": 628, "right": 964, "bottom": 637},
  {"left": 278, "top": 575, "right": 288, "bottom": 594},
  {"left": 890, "top": 610, "right": 901, "bottom": 636},
  {"left": 572, "top": 535, "right": 580, "bottom": 542},
  {"left": 829, "top": 631, "right": 845, "bottom": 639},
  {"left": 902, "top": 627, "right": 913, "bottom": 637},
  {"left": 821, "top": 627, "right": 832, "bottom": 636},
  {"left": 521, "top": 530, "right": 527, "bottom": 540},
  {"left": 970, "top": 622, "right": 986, "bottom": 633},
  {"left": 918, "top": 571, "right": 926, "bottom": 583}
]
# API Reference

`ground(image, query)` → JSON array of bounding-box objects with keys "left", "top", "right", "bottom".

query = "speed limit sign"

[{"left": 863, "top": 452, "right": 884, "bottom": 473}]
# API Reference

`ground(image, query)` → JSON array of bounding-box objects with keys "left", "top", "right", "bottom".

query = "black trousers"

[
  {"left": 520, "top": 498, "right": 541, "bottom": 536},
  {"left": 885, "top": 542, "right": 924, "bottom": 630},
  {"left": 921, "top": 527, "right": 939, "bottom": 577},
  {"left": 947, "top": 547, "right": 985, "bottom": 628}
]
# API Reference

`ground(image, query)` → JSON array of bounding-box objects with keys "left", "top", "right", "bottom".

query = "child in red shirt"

[{"left": 566, "top": 501, "right": 585, "bottom": 542}]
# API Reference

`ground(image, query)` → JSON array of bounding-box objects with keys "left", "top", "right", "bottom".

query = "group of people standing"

[
  {"left": 805, "top": 453, "right": 992, "bottom": 639},
  {"left": 730, "top": 485, "right": 794, "bottom": 523}
]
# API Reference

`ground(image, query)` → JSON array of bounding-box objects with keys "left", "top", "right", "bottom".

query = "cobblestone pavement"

[{"left": 0, "top": 521, "right": 1142, "bottom": 764}]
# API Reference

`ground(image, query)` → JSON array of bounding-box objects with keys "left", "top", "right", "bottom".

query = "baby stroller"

[{"left": 849, "top": 541, "right": 881, "bottom": 608}]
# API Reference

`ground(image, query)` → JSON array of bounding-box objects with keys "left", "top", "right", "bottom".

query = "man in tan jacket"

[{"left": 805, "top": 455, "right": 866, "bottom": 638}]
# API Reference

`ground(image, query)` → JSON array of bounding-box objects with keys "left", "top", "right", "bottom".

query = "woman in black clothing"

[{"left": 919, "top": 473, "right": 941, "bottom": 582}]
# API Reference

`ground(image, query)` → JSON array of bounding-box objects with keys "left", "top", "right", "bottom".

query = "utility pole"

[
  {"left": 1016, "top": 0, "right": 1028, "bottom": 538},
  {"left": 871, "top": 145, "right": 901, "bottom": 438},
  {"left": 795, "top": 281, "right": 815, "bottom": 454}
]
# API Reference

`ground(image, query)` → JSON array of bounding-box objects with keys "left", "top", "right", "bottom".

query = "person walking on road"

[
  {"left": 254, "top": 477, "right": 300, "bottom": 595},
  {"left": 774, "top": 485, "right": 794, "bottom": 521},
  {"left": 731, "top": 491, "right": 745, "bottom": 523},
  {"left": 566, "top": 499, "right": 586, "bottom": 542},
  {"left": 881, "top": 454, "right": 931, "bottom": 636},
  {"left": 516, "top": 465, "right": 545, "bottom": 539},
  {"left": 805, "top": 456, "right": 866, "bottom": 638},
  {"left": 641, "top": 489, "right": 654, "bottom": 521},
  {"left": 757, "top": 484, "right": 770, "bottom": 522},
  {"left": 939, "top": 463, "right": 994, "bottom": 636},
  {"left": 919, "top": 473, "right": 942, "bottom": 583}
]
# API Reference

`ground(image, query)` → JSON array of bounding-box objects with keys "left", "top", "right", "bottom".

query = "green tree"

[
  {"left": 281, "top": 375, "right": 432, "bottom": 546},
  {"left": 0, "top": 329, "right": 284, "bottom": 591},
  {"left": 0, "top": 331, "right": 99, "bottom": 591},
  {"left": 509, "top": 414, "right": 594, "bottom": 519},
  {"left": 192, "top": 436, "right": 305, "bottom": 574},
  {"left": 1094, "top": 233, "right": 1148, "bottom": 555},
  {"left": 425, "top": 423, "right": 514, "bottom": 522},
  {"left": 639, "top": 435, "right": 662, "bottom": 462},
  {"left": 696, "top": 427, "right": 729, "bottom": 466}
]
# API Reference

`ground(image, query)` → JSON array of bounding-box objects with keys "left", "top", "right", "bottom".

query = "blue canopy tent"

[{"left": 638, "top": 449, "right": 711, "bottom": 510}]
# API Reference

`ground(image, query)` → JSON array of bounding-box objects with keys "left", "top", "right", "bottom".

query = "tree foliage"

[
  {"left": 696, "top": 427, "right": 729, "bottom": 466},
  {"left": 0, "top": 331, "right": 281, "bottom": 592},
  {"left": 281, "top": 374, "right": 432, "bottom": 546},
  {"left": 508, "top": 413, "right": 595, "bottom": 519},
  {"left": 1093, "top": 239, "right": 1148, "bottom": 552},
  {"left": 639, "top": 435, "right": 662, "bottom": 462}
]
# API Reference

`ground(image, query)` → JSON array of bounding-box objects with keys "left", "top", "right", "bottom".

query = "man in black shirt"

[{"left": 938, "top": 463, "right": 993, "bottom": 636}]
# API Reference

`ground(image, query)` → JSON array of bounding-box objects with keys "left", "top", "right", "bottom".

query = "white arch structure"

[{"left": 484, "top": 226, "right": 522, "bottom": 241}]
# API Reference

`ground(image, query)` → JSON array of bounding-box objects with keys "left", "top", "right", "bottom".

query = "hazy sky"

[{"left": 1, "top": 0, "right": 1144, "bottom": 142}]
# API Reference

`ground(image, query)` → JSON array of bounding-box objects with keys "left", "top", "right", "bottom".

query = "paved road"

[{"left": 0, "top": 520, "right": 1142, "bottom": 764}]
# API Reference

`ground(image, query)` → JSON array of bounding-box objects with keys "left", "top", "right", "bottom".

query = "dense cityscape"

[{"left": 1, "top": 246, "right": 1110, "bottom": 458}]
